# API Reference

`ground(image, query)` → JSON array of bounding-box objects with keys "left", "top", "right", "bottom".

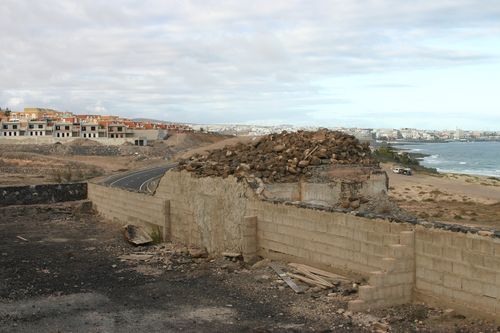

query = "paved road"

[{"left": 101, "top": 163, "right": 177, "bottom": 193}]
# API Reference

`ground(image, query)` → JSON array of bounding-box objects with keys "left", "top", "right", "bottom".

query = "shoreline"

[{"left": 388, "top": 143, "right": 500, "bottom": 179}]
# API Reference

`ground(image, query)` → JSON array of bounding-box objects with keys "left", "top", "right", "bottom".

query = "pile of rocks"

[{"left": 177, "top": 130, "right": 377, "bottom": 183}]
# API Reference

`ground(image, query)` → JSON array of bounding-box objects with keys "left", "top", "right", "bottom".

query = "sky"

[{"left": 1, "top": 1, "right": 500, "bottom": 130}]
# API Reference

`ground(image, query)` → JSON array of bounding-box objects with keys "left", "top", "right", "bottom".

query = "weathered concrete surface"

[
  {"left": 0, "top": 183, "right": 87, "bottom": 207},
  {"left": 155, "top": 171, "right": 253, "bottom": 253}
]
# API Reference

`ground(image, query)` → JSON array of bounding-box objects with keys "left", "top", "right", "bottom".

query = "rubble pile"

[{"left": 177, "top": 130, "right": 377, "bottom": 183}]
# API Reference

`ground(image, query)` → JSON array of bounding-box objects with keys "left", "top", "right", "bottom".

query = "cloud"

[
  {"left": 0, "top": 0, "right": 499, "bottom": 128},
  {"left": 7, "top": 97, "right": 23, "bottom": 108}
]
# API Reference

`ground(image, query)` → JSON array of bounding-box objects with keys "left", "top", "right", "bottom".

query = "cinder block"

[
  {"left": 416, "top": 255, "right": 433, "bottom": 268},
  {"left": 443, "top": 273, "right": 462, "bottom": 289},
  {"left": 432, "top": 258, "right": 453, "bottom": 272},
  {"left": 416, "top": 279, "right": 433, "bottom": 292},
  {"left": 386, "top": 272, "right": 414, "bottom": 285},
  {"left": 383, "top": 234, "right": 400, "bottom": 245},
  {"left": 483, "top": 256, "right": 500, "bottom": 271},
  {"left": 358, "top": 285, "right": 376, "bottom": 301},
  {"left": 399, "top": 231, "right": 414, "bottom": 246},
  {"left": 381, "top": 257, "right": 396, "bottom": 271},
  {"left": 443, "top": 246, "right": 463, "bottom": 262},
  {"left": 450, "top": 233, "right": 467, "bottom": 248},
  {"left": 369, "top": 271, "right": 386, "bottom": 287},
  {"left": 471, "top": 267, "right": 496, "bottom": 284},
  {"left": 366, "top": 231, "right": 384, "bottom": 244},
  {"left": 462, "top": 278, "right": 483, "bottom": 295},
  {"left": 462, "top": 250, "right": 484, "bottom": 266},
  {"left": 389, "top": 244, "right": 410, "bottom": 258},
  {"left": 423, "top": 242, "right": 443, "bottom": 257},
  {"left": 482, "top": 283, "right": 497, "bottom": 299},
  {"left": 348, "top": 299, "right": 366, "bottom": 312}
]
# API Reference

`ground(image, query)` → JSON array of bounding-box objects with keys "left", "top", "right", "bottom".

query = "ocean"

[{"left": 395, "top": 141, "right": 500, "bottom": 177}]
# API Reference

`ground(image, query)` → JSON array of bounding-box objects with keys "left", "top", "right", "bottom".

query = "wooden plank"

[
  {"left": 287, "top": 273, "right": 327, "bottom": 289},
  {"left": 295, "top": 267, "right": 334, "bottom": 288},
  {"left": 289, "top": 263, "right": 350, "bottom": 282},
  {"left": 269, "top": 262, "right": 304, "bottom": 294}
]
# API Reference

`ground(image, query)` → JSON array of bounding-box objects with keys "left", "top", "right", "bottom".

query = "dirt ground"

[
  {"left": 384, "top": 163, "right": 500, "bottom": 228},
  {"left": 0, "top": 133, "right": 232, "bottom": 186},
  {"left": 1, "top": 202, "right": 498, "bottom": 333}
]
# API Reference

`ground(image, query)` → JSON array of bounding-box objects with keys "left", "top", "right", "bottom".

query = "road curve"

[{"left": 101, "top": 163, "right": 177, "bottom": 193}]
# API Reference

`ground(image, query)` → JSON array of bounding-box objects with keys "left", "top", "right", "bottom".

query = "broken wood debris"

[
  {"left": 270, "top": 262, "right": 304, "bottom": 294},
  {"left": 287, "top": 273, "right": 329, "bottom": 289},
  {"left": 288, "top": 263, "right": 350, "bottom": 283},
  {"left": 16, "top": 235, "right": 28, "bottom": 242}
]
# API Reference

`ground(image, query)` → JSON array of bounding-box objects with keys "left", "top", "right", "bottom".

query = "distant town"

[{"left": 1, "top": 107, "right": 499, "bottom": 143}]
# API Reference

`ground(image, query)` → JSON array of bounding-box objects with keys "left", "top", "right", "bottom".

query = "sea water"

[{"left": 396, "top": 141, "right": 500, "bottom": 177}]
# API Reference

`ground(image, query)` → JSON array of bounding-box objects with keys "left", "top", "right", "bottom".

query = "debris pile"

[{"left": 177, "top": 130, "right": 377, "bottom": 183}]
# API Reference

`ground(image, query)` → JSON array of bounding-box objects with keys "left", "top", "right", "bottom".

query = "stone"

[
  {"left": 298, "top": 160, "right": 310, "bottom": 168},
  {"left": 251, "top": 258, "right": 271, "bottom": 269},
  {"left": 188, "top": 247, "right": 208, "bottom": 258},
  {"left": 350, "top": 200, "right": 360, "bottom": 209}
]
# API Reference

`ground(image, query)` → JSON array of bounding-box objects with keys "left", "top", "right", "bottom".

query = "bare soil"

[
  {"left": 0, "top": 202, "right": 497, "bottom": 332},
  {"left": 384, "top": 163, "right": 500, "bottom": 228},
  {"left": 0, "top": 133, "right": 231, "bottom": 186}
]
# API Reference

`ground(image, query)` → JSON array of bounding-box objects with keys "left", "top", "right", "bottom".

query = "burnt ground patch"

[{"left": 0, "top": 202, "right": 359, "bottom": 332}]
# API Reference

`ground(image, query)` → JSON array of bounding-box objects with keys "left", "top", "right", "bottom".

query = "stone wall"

[
  {"left": 0, "top": 183, "right": 87, "bottom": 206},
  {"left": 88, "top": 171, "right": 500, "bottom": 321}
]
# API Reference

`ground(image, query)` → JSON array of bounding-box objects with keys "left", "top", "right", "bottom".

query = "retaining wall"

[
  {"left": 87, "top": 183, "right": 168, "bottom": 232},
  {"left": 88, "top": 171, "right": 500, "bottom": 321},
  {"left": 414, "top": 227, "right": 500, "bottom": 319},
  {"left": 0, "top": 183, "right": 87, "bottom": 206}
]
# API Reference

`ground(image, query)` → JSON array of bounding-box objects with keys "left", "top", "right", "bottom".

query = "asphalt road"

[{"left": 101, "top": 163, "right": 177, "bottom": 193}]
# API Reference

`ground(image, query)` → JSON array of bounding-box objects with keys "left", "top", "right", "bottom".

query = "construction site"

[{"left": 1, "top": 130, "right": 500, "bottom": 332}]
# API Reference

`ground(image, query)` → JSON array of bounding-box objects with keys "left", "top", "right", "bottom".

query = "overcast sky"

[{"left": 1, "top": 1, "right": 500, "bottom": 130}]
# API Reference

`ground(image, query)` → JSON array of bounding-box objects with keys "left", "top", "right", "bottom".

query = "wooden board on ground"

[
  {"left": 289, "top": 263, "right": 350, "bottom": 282},
  {"left": 294, "top": 266, "right": 333, "bottom": 288},
  {"left": 287, "top": 273, "right": 327, "bottom": 289},
  {"left": 269, "top": 262, "right": 305, "bottom": 294}
]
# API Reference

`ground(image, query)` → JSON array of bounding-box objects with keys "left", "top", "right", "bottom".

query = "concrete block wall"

[
  {"left": 87, "top": 183, "right": 167, "bottom": 231},
  {"left": 414, "top": 227, "right": 500, "bottom": 319},
  {"left": 248, "top": 200, "right": 412, "bottom": 276},
  {"left": 88, "top": 171, "right": 500, "bottom": 321},
  {"left": 349, "top": 231, "right": 415, "bottom": 311}
]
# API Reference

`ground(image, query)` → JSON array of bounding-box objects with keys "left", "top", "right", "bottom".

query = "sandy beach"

[{"left": 384, "top": 163, "right": 500, "bottom": 228}]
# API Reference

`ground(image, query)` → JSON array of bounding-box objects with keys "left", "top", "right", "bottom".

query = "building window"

[
  {"left": 55, "top": 126, "right": 60, "bottom": 130},
  {"left": 29, "top": 124, "right": 34, "bottom": 129},
  {"left": 91, "top": 126, "right": 96, "bottom": 131},
  {"left": 38, "top": 124, "right": 43, "bottom": 129},
  {"left": 82, "top": 127, "right": 86, "bottom": 131},
  {"left": 13, "top": 125, "right": 17, "bottom": 129},
  {"left": 65, "top": 126, "right": 70, "bottom": 130}
]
